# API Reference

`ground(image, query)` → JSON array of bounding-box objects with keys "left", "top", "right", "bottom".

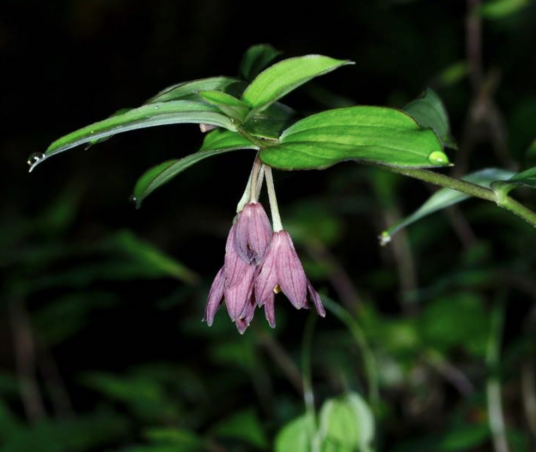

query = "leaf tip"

[{"left": 379, "top": 231, "right": 392, "bottom": 246}]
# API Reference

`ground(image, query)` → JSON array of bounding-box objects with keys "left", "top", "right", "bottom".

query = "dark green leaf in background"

[
  {"left": 404, "top": 88, "right": 457, "bottom": 149},
  {"left": 210, "top": 409, "right": 269, "bottom": 449},
  {"left": 240, "top": 44, "right": 282, "bottom": 81}
]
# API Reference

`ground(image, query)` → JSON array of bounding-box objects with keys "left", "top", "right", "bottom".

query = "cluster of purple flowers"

[{"left": 204, "top": 202, "right": 325, "bottom": 334}]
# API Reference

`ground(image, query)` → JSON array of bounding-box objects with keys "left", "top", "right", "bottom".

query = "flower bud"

[{"left": 234, "top": 202, "right": 272, "bottom": 265}]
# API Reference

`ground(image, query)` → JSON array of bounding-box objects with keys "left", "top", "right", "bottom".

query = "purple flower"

[
  {"left": 255, "top": 231, "right": 326, "bottom": 327},
  {"left": 203, "top": 204, "right": 325, "bottom": 334},
  {"left": 234, "top": 202, "right": 272, "bottom": 265}
]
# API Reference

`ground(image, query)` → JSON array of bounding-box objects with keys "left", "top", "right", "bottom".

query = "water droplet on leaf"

[
  {"left": 428, "top": 151, "right": 449, "bottom": 166},
  {"left": 27, "top": 152, "right": 44, "bottom": 166}
]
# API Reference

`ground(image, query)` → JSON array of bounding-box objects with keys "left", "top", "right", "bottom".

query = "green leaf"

[
  {"left": 491, "top": 166, "right": 536, "bottom": 198},
  {"left": 107, "top": 230, "right": 199, "bottom": 284},
  {"left": 243, "top": 102, "right": 296, "bottom": 140},
  {"left": 275, "top": 414, "right": 314, "bottom": 452},
  {"left": 319, "top": 392, "right": 375, "bottom": 452},
  {"left": 240, "top": 44, "right": 282, "bottom": 81},
  {"left": 146, "top": 76, "right": 241, "bottom": 103},
  {"left": 260, "top": 106, "right": 449, "bottom": 170},
  {"left": 211, "top": 409, "right": 269, "bottom": 449},
  {"left": 481, "top": 0, "right": 530, "bottom": 19},
  {"left": 242, "top": 55, "right": 353, "bottom": 114},
  {"left": 1, "top": 411, "right": 128, "bottom": 452},
  {"left": 404, "top": 88, "right": 457, "bottom": 149},
  {"left": 199, "top": 90, "right": 250, "bottom": 122},
  {"left": 34, "top": 101, "right": 236, "bottom": 171},
  {"left": 420, "top": 293, "right": 490, "bottom": 357},
  {"left": 133, "top": 129, "right": 257, "bottom": 206},
  {"left": 144, "top": 428, "right": 205, "bottom": 452},
  {"left": 383, "top": 168, "right": 515, "bottom": 241}
]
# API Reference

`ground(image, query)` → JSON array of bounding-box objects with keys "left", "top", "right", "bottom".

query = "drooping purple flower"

[
  {"left": 203, "top": 205, "right": 325, "bottom": 333},
  {"left": 234, "top": 202, "right": 272, "bottom": 265},
  {"left": 255, "top": 230, "right": 326, "bottom": 327},
  {"left": 224, "top": 264, "right": 255, "bottom": 321},
  {"left": 203, "top": 267, "right": 225, "bottom": 327},
  {"left": 224, "top": 223, "right": 250, "bottom": 288}
]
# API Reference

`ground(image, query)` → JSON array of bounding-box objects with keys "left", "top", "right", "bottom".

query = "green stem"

[
  {"left": 301, "top": 314, "right": 320, "bottom": 452},
  {"left": 265, "top": 166, "right": 284, "bottom": 231},
  {"left": 370, "top": 164, "right": 536, "bottom": 229},
  {"left": 486, "top": 298, "right": 509, "bottom": 452},
  {"left": 322, "top": 297, "right": 380, "bottom": 411}
]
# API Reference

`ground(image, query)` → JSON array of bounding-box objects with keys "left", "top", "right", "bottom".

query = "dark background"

[{"left": 1, "top": 0, "right": 536, "bottom": 451}]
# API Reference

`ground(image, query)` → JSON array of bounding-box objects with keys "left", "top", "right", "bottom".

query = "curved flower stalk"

[{"left": 203, "top": 164, "right": 325, "bottom": 334}]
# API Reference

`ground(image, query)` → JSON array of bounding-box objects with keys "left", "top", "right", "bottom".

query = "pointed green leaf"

[
  {"left": 404, "top": 88, "right": 457, "bottom": 149},
  {"left": 491, "top": 166, "right": 536, "bottom": 198},
  {"left": 34, "top": 101, "right": 236, "bottom": 172},
  {"left": 242, "top": 55, "right": 353, "bottom": 114},
  {"left": 240, "top": 44, "right": 282, "bottom": 81},
  {"left": 211, "top": 409, "right": 268, "bottom": 449},
  {"left": 383, "top": 168, "right": 515, "bottom": 241},
  {"left": 199, "top": 90, "right": 250, "bottom": 122},
  {"left": 133, "top": 130, "right": 257, "bottom": 206},
  {"left": 319, "top": 392, "right": 375, "bottom": 452},
  {"left": 260, "top": 106, "right": 449, "bottom": 170},
  {"left": 108, "top": 230, "right": 199, "bottom": 284},
  {"left": 146, "top": 76, "right": 241, "bottom": 103}
]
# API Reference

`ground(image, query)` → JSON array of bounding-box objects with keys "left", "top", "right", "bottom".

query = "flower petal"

[
  {"left": 224, "top": 264, "right": 255, "bottom": 321},
  {"left": 263, "top": 293, "right": 276, "bottom": 328},
  {"left": 203, "top": 267, "right": 225, "bottom": 326},
  {"left": 307, "top": 281, "right": 326, "bottom": 317},
  {"left": 236, "top": 294, "right": 256, "bottom": 334},
  {"left": 234, "top": 202, "right": 272, "bottom": 264},
  {"left": 255, "top": 239, "right": 278, "bottom": 307},
  {"left": 224, "top": 223, "right": 250, "bottom": 288},
  {"left": 274, "top": 231, "right": 307, "bottom": 309}
]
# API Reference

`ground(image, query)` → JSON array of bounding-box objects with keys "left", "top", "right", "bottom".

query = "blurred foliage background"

[{"left": 2, "top": 0, "right": 536, "bottom": 451}]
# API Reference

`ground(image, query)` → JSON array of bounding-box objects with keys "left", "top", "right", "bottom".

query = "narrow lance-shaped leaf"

[
  {"left": 242, "top": 55, "right": 353, "bottom": 114},
  {"left": 382, "top": 168, "right": 515, "bottom": 243},
  {"left": 260, "top": 106, "right": 450, "bottom": 170},
  {"left": 32, "top": 101, "right": 236, "bottom": 172},
  {"left": 240, "top": 44, "right": 282, "bottom": 81},
  {"left": 491, "top": 166, "right": 536, "bottom": 199},
  {"left": 132, "top": 129, "right": 258, "bottom": 207},
  {"left": 404, "top": 88, "right": 457, "bottom": 149},
  {"left": 107, "top": 230, "right": 199, "bottom": 284},
  {"left": 146, "top": 76, "right": 242, "bottom": 103}
]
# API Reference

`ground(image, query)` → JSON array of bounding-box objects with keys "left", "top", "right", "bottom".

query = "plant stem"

[
  {"left": 301, "top": 315, "right": 320, "bottom": 452},
  {"left": 250, "top": 155, "right": 262, "bottom": 203},
  {"left": 369, "top": 164, "right": 536, "bottom": 229},
  {"left": 322, "top": 297, "right": 380, "bottom": 411},
  {"left": 486, "top": 298, "right": 509, "bottom": 452},
  {"left": 264, "top": 166, "right": 284, "bottom": 232}
]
